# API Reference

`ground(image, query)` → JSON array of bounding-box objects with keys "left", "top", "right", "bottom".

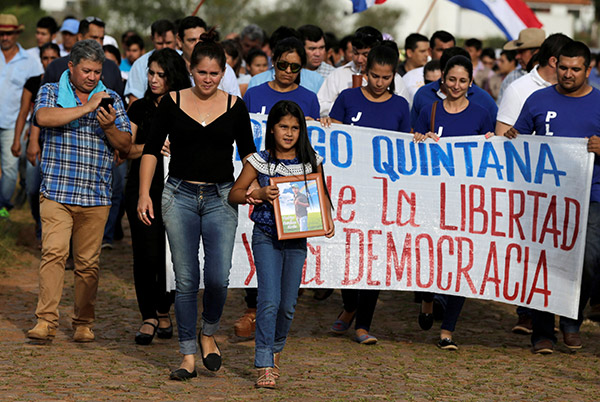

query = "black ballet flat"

[
  {"left": 418, "top": 311, "right": 434, "bottom": 331},
  {"left": 135, "top": 321, "right": 158, "bottom": 345},
  {"left": 169, "top": 368, "right": 197, "bottom": 381},
  {"left": 157, "top": 314, "right": 173, "bottom": 339},
  {"left": 199, "top": 332, "right": 222, "bottom": 372}
]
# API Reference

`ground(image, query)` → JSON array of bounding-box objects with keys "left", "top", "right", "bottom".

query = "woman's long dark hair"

[
  {"left": 264, "top": 101, "right": 333, "bottom": 208},
  {"left": 365, "top": 41, "right": 399, "bottom": 94},
  {"left": 143, "top": 47, "right": 191, "bottom": 102},
  {"left": 265, "top": 100, "right": 316, "bottom": 172}
]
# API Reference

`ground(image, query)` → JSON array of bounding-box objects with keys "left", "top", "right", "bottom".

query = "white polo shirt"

[
  {"left": 402, "top": 66, "right": 424, "bottom": 104},
  {"left": 497, "top": 65, "right": 552, "bottom": 126}
]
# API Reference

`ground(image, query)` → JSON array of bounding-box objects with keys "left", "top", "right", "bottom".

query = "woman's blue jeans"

[
  {"left": 162, "top": 177, "right": 238, "bottom": 355},
  {"left": 252, "top": 226, "right": 307, "bottom": 368}
]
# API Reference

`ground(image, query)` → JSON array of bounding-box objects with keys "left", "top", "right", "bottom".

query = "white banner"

[{"left": 166, "top": 113, "right": 594, "bottom": 319}]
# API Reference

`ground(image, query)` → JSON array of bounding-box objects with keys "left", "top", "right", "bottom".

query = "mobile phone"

[{"left": 99, "top": 97, "right": 114, "bottom": 111}]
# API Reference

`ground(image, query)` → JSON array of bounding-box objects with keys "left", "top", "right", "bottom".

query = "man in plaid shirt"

[{"left": 27, "top": 39, "right": 131, "bottom": 343}]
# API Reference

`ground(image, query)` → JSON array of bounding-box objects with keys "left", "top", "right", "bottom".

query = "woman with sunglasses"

[
  {"left": 243, "top": 37, "right": 320, "bottom": 120},
  {"left": 137, "top": 30, "right": 256, "bottom": 380},
  {"left": 122, "top": 48, "right": 191, "bottom": 346},
  {"left": 321, "top": 42, "right": 410, "bottom": 345}
]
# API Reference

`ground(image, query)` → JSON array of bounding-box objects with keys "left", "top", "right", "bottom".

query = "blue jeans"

[
  {"left": 252, "top": 226, "right": 307, "bottom": 368},
  {"left": 162, "top": 177, "right": 238, "bottom": 355},
  {"left": 0, "top": 128, "right": 19, "bottom": 209},
  {"left": 532, "top": 201, "right": 600, "bottom": 345},
  {"left": 103, "top": 161, "right": 127, "bottom": 244},
  {"left": 26, "top": 160, "right": 42, "bottom": 239}
]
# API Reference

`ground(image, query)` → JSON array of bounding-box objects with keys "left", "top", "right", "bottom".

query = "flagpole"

[
  {"left": 192, "top": 0, "right": 206, "bottom": 16},
  {"left": 417, "top": 0, "right": 438, "bottom": 33}
]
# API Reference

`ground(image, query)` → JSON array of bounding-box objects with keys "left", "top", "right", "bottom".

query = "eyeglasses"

[
  {"left": 276, "top": 60, "right": 301, "bottom": 73},
  {"left": 0, "top": 31, "right": 17, "bottom": 37}
]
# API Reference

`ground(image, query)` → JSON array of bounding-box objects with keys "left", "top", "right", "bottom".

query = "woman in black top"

[
  {"left": 122, "top": 48, "right": 190, "bottom": 345},
  {"left": 137, "top": 31, "right": 256, "bottom": 380}
]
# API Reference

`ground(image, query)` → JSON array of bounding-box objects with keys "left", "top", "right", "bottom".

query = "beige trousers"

[{"left": 35, "top": 196, "right": 110, "bottom": 328}]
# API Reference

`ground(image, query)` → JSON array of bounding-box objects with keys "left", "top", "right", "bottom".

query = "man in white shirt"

[
  {"left": 176, "top": 16, "right": 240, "bottom": 97},
  {"left": 124, "top": 20, "right": 177, "bottom": 103},
  {"left": 496, "top": 34, "right": 573, "bottom": 136},
  {"left": 403, "top": 30, "right": 455, "bottom": 103},
  {"left": 318, "top": 26, "right": 410, "bottom": 117},
  {"left": 26, "top": 16, "right": 58, "bottom": 70}
]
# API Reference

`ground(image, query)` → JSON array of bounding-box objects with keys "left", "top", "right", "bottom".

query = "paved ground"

[{"left": 1, "top": 208, "right": 599, "bottom": 401}]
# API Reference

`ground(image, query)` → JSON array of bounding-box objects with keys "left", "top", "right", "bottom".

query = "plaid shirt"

[
  {"left": 315, "top": 62, "right": 335, "bottom": 79},
  {"left": 34, "top": 81, "right": 131, "bottom": 206}
]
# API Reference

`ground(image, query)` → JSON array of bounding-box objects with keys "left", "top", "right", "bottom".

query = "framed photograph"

[{"left": 270, "top": 173, "right": 331, "bottom": 240}]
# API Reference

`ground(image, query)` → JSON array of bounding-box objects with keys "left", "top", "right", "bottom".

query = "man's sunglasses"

[{"left": 276, "top": 61, "right": 302, "bottom": 73}]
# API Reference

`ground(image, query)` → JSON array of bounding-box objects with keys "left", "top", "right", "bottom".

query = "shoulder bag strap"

[{"left": 430, "top": 101, "right": 438, "bottom": 134}]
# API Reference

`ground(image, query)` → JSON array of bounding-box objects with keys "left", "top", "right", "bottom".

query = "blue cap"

[{"left": 60, "top": 18, "right": 79, "bottom": 34}]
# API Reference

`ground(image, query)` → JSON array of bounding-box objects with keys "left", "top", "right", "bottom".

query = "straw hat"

[
  {"left": 503, "top": 28, "right": 545, "bottom": 51},
  {"left": 0, "top": 14, "right": 24, "bottom": 33}
]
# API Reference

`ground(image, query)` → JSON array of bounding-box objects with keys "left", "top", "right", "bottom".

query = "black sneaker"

[{"left": 437, "top": 338, "right": 458, "bottom": 350}]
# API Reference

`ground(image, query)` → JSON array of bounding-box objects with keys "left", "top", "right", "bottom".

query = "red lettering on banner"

[
  {"left": 375, "top": 177, "right": 395, "bottom": 225},
  {"left": 491, "top": 188, "right": 506, "bottom": 237},
  {"left": 508, "top": 190, "right": 526, "bottom": 240},
  {"left": 375, "top": 177, "right": 419, "bottom": 227},
  {"left": 367, "top": 230, "right": 382, "bottom": 285},
  {"left": 469, "top": 185, "right": 488, "bottom": 234},
  {"left": 241, "top": 232, "right": 256, "bottom": 285},
  {"left": 385, "top": 232, "right": 412, "bottom": 286},
  {"left": 539, "top": 195, "right": 559, "bottom": 247},
  {"left": 415, "top": 234, "right": 434, "bottom": 288},
  {"left": 520, "top": 246, "right": 530, "bottom": 303},
  {"left": 440, "top": 183, "right": 458, "bottom": 231},
  {"left": 247, "top": 204, "right": 254, "bottom": 219},
  {"left": 436, "top": 235, "right": 453, "bottom": 291},
  {"left": 503, "top": 244, "right": 520, "bottom": 301},
  {"left": 342, "top": 228, "right": 363, "bottom": 285},
  {"left": 326, "top": 175, "right": 332, "bottom": 196},
  {"left": 526, "top": 250, "right": 551, "bottom": 307},
  {"left": 480, "top": 242, "right": 500, "bottom": 297},
  {"left": 337, "top": 186, "right": 356, "bottom": 223},
  {"left": 456, "top": 237, "right": 476, "bottom": 294},
  {"left": 397, "top": 190, "right": 419, "bottom": 227},
  {"left": 302, "top": 242, "right": 324, "bottom": 285},
  {"left": 561, "top": 197, "right": 580, "bottom": 251},
  {"left": 527, "top": 191, "right": 548, "bottom": 242}
]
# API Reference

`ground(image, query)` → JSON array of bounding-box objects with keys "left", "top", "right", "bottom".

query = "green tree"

[{"left": 353, "top": 6, "right": 403, "bottom": 38}]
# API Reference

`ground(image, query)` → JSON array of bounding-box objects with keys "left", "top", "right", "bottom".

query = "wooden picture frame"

[{"left": 270, "top": 173, "right": 331, "bottom": 240}]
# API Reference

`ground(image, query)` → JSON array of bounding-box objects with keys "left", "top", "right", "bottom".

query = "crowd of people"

[{"left": 1, "top": 10, "right": 600, "bottom": 388}]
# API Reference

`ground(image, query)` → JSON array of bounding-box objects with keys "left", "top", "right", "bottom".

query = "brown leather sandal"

[
  {"left": 273, "top": 353, "right": 281, "bottom": 379},
  {"left": 255, "top": 367, "right": 276, "bottom": 389}
]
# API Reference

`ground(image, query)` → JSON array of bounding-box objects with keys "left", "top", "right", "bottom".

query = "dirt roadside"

[{"left": 1, "top": 209, "right": 599, "bottom": 402}]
